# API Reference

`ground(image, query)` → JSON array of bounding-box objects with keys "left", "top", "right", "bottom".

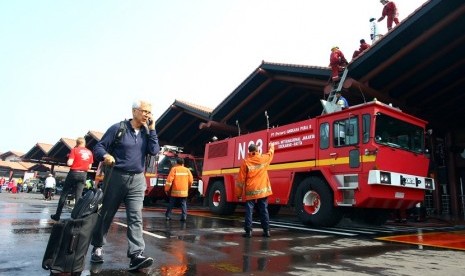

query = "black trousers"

[{"left": 54, "top": 171, "right": 87, "bottom": 217}]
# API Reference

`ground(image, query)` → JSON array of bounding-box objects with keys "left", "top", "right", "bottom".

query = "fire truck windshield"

[
  {"left": 374, "top": 113, "right": 424, "bottom": 153},
  {"left": 157, "top": 155, "right": 200, "bottom": 177}
]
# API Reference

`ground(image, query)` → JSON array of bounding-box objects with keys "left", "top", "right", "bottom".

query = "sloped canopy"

[
  {"left": 156, "top": 100, "right": 212, "bottom": 155},
  {"left": 22, "top": 143, "right": 53, "bottom": 162},
  {"left": 155, "top": 0, "right": 464, "bottom": 155},
  {"left": 44, "top": 138, "right": 76, "bottom": 165}
]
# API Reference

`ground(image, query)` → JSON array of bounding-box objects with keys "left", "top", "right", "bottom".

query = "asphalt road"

[{"left": 0, "top": 191, "right": 464, "bottom": 276}]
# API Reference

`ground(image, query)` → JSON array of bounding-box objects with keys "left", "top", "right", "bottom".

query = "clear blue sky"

[{"left": 0, "top": 0, "right": 426, "bottom": 153}]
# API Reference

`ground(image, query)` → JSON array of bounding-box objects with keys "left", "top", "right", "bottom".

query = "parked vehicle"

[
  {"left": 25, "top": 179, "right": 44, "bottom": 193},
  {"left": 94, "top": 145, "right": 203, "bottom": 206},
  {"left": 200, "top": 100, "right": 435, "bottom": 227}
]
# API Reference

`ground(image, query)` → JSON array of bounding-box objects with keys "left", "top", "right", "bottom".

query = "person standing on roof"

[
  {"left": 90, "top": 100, "right": 160, "bottom": 272},
  {"left": 329, "top": 46, "right": 348, "bottom": 82},
  {"left": 51, "top": 137, "right": 94, "bottom": 221},
  {"left": 378, "top": 0, "right": 399, "bottom": 31},
  {"left": 352, "top": 39, "right": 371, "bottom": 60}
]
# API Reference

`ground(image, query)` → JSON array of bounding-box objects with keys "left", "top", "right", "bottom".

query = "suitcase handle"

[{"left": 68, "top": 234, "right": 77, "bottom": 254}]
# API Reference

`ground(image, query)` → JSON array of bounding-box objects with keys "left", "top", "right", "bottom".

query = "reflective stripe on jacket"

[
  {"left": 165, "top": 164, "right": 193, "bottom": 198},
  {"left": 235, "top": 147, "right": 274, "bottom": 200}
]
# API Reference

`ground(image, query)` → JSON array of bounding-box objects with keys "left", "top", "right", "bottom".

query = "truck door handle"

[{"left": 329, "top": 153, "right": 337, "bottom": 157}]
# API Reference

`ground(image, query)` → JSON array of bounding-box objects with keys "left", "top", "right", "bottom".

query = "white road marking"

[
  {"left": 113, "top": 221, "right": 166, "bottom": 239},
  {"left": 254, "top": 221, "right": 358, "bottom": 236}
]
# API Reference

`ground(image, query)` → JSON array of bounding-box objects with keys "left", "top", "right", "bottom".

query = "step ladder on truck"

[{"left": 321, "top": 68, "right": 349, "bottom": 114}]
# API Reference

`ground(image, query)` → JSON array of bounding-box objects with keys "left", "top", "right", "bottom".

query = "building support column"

[{"left": 446, "top": 132, "right": 459, "bottom": 219}]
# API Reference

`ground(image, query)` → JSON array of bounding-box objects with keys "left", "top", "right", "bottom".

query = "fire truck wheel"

[
  {"left": 208, "top": 181, "right": 236, "bottom": 215},
  {"left": 295, "top": 177, "right": 342, "bottom": 227}
]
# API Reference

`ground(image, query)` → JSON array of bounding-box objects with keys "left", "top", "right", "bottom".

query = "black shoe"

[
  {"left": 129, "top": 255, "right": 153, "bottom": 271},
  {"left": 90, "top": 247, "right": 104, "bottom": 263},
  {"left": 242, "top": 231, "right": 252, "bottom": 238},
  {"left": 262, "top": 230, "right": 271, "bottom": 237},
  {"left": 50, "top": 214, "right": 60, "bottom": 221},
  {"left": 90, "top": 262, "right": 103, "bottom": 274}
]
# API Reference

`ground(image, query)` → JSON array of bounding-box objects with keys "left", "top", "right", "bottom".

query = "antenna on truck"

[
  {"left": 236, "top": 120, "right": 241, "bottom": 136},
  {"left": 265, "top": 111, "right": 270, "bottom": 130}
]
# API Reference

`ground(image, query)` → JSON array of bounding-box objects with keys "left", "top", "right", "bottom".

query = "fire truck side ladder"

[{"left": 321, "top": 68, "right": 349, "bottom": 115}]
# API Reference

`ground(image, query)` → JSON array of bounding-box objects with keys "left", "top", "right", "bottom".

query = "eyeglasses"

[{"left": 135, "top": 108, "right": 152, "bottom": 116}]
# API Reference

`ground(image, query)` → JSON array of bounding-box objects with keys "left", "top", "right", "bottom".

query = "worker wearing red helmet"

[
  {"left": 378, "top": 0, "right": 399, "bottom": 31},
  {"left": 329, "top": 46, "right": 348, "bottom": 82}
]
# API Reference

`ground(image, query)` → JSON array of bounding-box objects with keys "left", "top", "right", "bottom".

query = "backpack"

[
  {"left": 70, "top": 189, "right": 104, "bottom": 219},
  {"left": 108, "top": 120, "right": 127, "bottom": 155}
]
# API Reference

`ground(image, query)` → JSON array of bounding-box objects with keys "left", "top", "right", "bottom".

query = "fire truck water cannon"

[
  {"left": 200, "top": 100, "right": 435, "bottom": 227},
  {"left": 161, "top": 145, "right": 184, "bottom": 155}
]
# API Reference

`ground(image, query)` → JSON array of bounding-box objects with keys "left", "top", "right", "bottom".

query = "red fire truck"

[
  {"left": 200, "top": 100, "right": 435, "bottom": 226},
  {"left": 143, "top": 145, "right": 202, "bottom": 205},
  {"left": 95, "top": 145, "right": 202, "bottom": 205}
]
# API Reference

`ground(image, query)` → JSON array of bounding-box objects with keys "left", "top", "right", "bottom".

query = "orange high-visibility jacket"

[
  {"left": 235, "top": 147, "right": 274, "bottom": 200},
  {"left": 165, "top": 165, "right": 193, "bottom": 198}
]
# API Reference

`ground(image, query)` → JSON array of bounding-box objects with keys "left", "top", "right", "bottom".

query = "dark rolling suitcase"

[{"left": 42, "top": 189, "right": 104, "bottom": 275}]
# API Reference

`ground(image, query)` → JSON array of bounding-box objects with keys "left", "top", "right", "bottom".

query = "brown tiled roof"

[
  {"left": 0, "top": 151, "right": 24, "bottom": 159},
  {"left": 37, "top": 143, "right": 53, "bottom": 153},
  {"left": 87, "top": 131, "right": 104, "bottom": 140},
  {"left": 0, "top": 160, "right": 28, "bottom": 170},
  {"left": 61, "top": 138, "right": 77, "bottom": 149},
  {"left": 175, "top": 99, "right": 213, "bottom": 114}
]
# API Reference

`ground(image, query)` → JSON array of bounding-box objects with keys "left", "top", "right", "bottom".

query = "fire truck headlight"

[
  {"left": 425, "top": 178, "right": 434, "bottom": 190},
  {"left": 380, "top": 171, "right": 391, "bottom": 184}
]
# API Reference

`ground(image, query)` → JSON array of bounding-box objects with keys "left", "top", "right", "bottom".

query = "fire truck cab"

[
  {"left": 201, "top": 100, "right": 434, "bottom": 226},
  {"left": 144, "top": 145, "right": 202, "bottom": 205}
]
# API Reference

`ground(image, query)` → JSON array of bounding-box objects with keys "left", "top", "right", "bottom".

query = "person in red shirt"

[
  {"left": 0, "top": 177, "right": 5, "bottom": 192},
  {"left": 378, "top": 0, "right": 399, "bottom": 31},
  {"left": 352, "top": 39, "right": 371, "bottom": 60},
  {"left": 329, "top": 46, "right": 348, "bottom": 82},
  {"left": 51, "top": 137, "right": 94, "bottom": 221}
]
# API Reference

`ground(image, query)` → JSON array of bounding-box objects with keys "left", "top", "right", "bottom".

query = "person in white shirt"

[{"left": 44, "top": 174, "right": 56, "bottom": 201}]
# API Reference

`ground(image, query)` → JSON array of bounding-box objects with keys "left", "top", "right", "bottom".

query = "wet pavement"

[{"left": 1, "top": 191, "right": 465, "bottom": 276}]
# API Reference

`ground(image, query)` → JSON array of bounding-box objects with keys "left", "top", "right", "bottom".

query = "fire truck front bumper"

[{"left": 368, "top": 170, "right": 435, "bottom": 190}]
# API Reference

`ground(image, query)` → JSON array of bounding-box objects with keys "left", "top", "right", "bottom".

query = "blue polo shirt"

[{"left": 94, "top": 120, "right": 160, "bottom": 173}]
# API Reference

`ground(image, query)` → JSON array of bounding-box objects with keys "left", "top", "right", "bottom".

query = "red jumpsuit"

[
  {"left": 379, "top": 1, "right": 399, "bottom": 30},
  {"left": 329, "top": 49, "right": 348, "bottom": 81},
  {"left": 352, "top": 41, "right": 371, "bottom": 59}
]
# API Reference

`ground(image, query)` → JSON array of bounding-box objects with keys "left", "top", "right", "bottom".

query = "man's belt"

[{"left": 113, "top": 167, "right": 140, "bottom": 176}]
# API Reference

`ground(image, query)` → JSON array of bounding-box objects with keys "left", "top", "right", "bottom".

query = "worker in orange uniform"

[
  {"left": 329, "top": 46, "right": 348, "bottom": 82},
  {"left": 236, "top": 143, "right": 275, "bottom": 238},
  {"left": 378, "top": 0, "right": 399, "bottom": 31},
  {"left": 164, "top": 157, "right": 193, "bottom": 222},
  {"left": 352, "top": 39, "right": 371, "bottom": 60}
]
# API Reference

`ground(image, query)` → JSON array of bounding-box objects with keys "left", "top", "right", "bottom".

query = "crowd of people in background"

[{"left": 1, "top": 177, "right": 23, "bottom": 193}]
